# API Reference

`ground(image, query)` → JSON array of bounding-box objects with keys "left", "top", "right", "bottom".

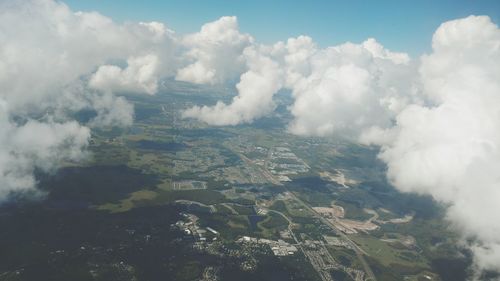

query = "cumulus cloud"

[
  {"left": 286, "top": 37, "right": 415, "bottom": 137},
  {"left": 0, "top": 101, "right": 90, "bottom": 201},
  {"left": 182, "top": 34, "right": 416, "bottom": 134},
  {"left": 182, "top": 47, "right": 283, "bottom": 125},
  {"left": 90, "top": 54, "right": 160, "bottom": 95},
  {"left": 363, "top": 15, "right": 500, "bottom": 276},
  {"left": 87, "top": 93, "right": 135, "bottom": 128},
  {"left": 88, "top": 22, "right": 177, "bottom": 95},
  {"left": 0, "top": 0, "right": 173, "bottom": 110},
  {"left": 176, "top": 16, "right": 253, "bottom": 84},
  {"left": 0, "top": 0, "right": 174, "bottom": 200}
]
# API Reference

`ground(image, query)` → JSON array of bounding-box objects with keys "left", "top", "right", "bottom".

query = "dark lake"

[
  {"left": 330, "top": 269, "right": 353, "bottom": 281},
  {"left": 287, "top": 176, "right": 331, "bottom": 192},
  {"left": 432, "top": 257, "right": 471, "bottom": 281},
  {"left": 248, "top": 215, "right": 264, "bottom": 231}
]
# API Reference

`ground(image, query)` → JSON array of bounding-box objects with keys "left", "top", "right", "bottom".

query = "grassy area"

[
  {"left": 350, "top": 234, "right": 429, "bottom": 268},
  {"left": 127, "top": 150, "right": 172, "bottom": 175},
  {"left": 231, "top": 204, "right": 255, "bottom": 215},
  {"left": 270, "top": 200, "right": 288, "bottom": 213},
  {"left": 96, "top": 190, "right": 158, "bottom": 213},
  {"left": 96, "top": 187, "right": 226, "bottom": 213},
  {"left": 326, "top": 246, "right": 362, "bottom": 270},
  {"left": 335, "top": 201, "right": 373, "bottom": 220},
  {"left": 285, "top": 200, "right": 314, "bottom": 218},
  {"left": 197, "top": 213, "right": 250, "bottom": 240},
  {"left": 90, "top": 142, "right": 131, "bottom": 166},
  {"left": 376, "top": 208, "right": 400, "bottom": 221},
  {"left": 157, "top": 179, "right": 173, "bottom": 191},
  {"left": 256, "top": 212, "right": 289, "bottom": 238},
  {"left": 269, "top": 199, "right": 312, "bottom": 219},
  {"left": 142, "top": 189, "right": 225, "bottom": 206},
  {"left": 214, "top": 204, "right": 235, "bottom": 214}
]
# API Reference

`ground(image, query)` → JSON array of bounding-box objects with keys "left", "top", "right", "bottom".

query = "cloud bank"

[
  {"left": 0, "top": 102, "right": 90, "bottom": 199},
  {"left": 0, "top": 0, "right": 174, "bottom": 201},
  {"left": 182, "top": 34, "right": 417, "bottom": 138},
  {"left": 285, "top": 37, "right": 415, "bottom": 137},
  {"left": 363, "top": 15, "right": 500, "bottom": 276},
  {"left": 175, "top": 16, "right": 253, "bottom": 84},
  {"left": 182, "top": 47, "right": 283, "bottom": 125}
]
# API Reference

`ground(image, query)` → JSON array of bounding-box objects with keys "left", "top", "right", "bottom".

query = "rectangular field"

[{"left": 173, "top": 180, "right": 207, "bottom": 190}]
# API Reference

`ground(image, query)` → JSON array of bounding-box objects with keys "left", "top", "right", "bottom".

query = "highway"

[
  {"left": 268, "top": 209, "right": 335, "bottom": 281},
  {"left": 282, "top": 189, "right": 377, "bottom": 281},
  {"left": 268, "top": 209, "right": 365, "bottom": 281},
  {"left": 240, "top": 145, "right": 377, "bottom": 281}
]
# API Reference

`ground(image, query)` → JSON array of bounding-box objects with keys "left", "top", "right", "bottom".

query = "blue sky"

[{"left": 64, "top": 0, "right": 500, "bottom": 57}]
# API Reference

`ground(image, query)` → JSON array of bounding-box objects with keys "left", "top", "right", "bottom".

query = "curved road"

[{"left": 280, "top": 190, "right": 377, "bottom": 281}]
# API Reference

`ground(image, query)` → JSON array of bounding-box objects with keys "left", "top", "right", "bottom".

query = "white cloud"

[
  {"left": 364, "top": 15, "right": 500, "bottom": 276},
  {"left": 90, "top": 54, "right": 160, "bottom": 95},
  {"left": 88, "top": 22, "right": 177, "bottom": 95},
  {"left": 362, "top": 38, "right": 410, "bottom": 64},
  {"left": 1, "top": 1, "right": 155, "bottom": 109},
  {"left": 283, "top": 36, "right": 317, "bottom": 86},
  {"left": 285, "top": 38, "right": 415, "bottom": 138},
  {"left": 0, "top": 0, "right": 174, "bottom": 200},
  {"left": 182, "top": 36, "right": 416, "bottom": 135},
  {"left": 0, "top": 101, "right": 90, "bottom": 201},
  {"left": 182, "top": 46, "right": 283, "bottom": 125},
  {"left": 87, "top": 93, "right": 135, "bottom": 128},
  {"left": 176, "top": 16, "right": 253, "bottom": 84}
]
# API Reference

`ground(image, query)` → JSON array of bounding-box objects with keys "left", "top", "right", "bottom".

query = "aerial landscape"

[{"left": 0, "top": 1, "right": 499, "bottom": 281}]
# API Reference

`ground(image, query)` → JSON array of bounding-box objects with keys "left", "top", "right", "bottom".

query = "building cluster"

[
  {"left": 173, "top": 213, "right": 219, "bottom": 242},
  {"left": 237, "top": 236, "right": 298, "bottom": 256},
  {"left": 322, "top": 235, "right": 352, "bottom": 248},
  {"left": 268, "top": 147, "right": 309, "bottom": 181}
]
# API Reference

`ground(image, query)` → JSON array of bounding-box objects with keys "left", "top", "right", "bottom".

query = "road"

[
  {"left": 282, "top": 189, "right": 377, "bottom": 281},
  {"left": 236, "top": 144, "right": 377, "bottom": 281},
  {"left": 238, "top": 152, "right": 282, "bottom": 185},
  {"left": 258, "top": 146, "right": 377, "bottom": 281},
  {"left": 268, "top": 209, "right": 334, "bottom": 281},
  {"left": 268, "top": 209, "right": 364, "bottom": 281}
]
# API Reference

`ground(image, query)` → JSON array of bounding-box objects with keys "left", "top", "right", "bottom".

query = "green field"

[{"left": 350, "top": 234, "right": 429, "bottom": 268}]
